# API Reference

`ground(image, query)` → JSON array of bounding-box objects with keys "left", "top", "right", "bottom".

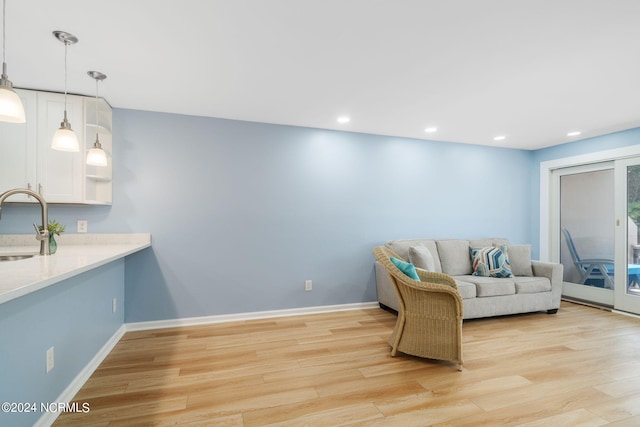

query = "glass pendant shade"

[
  {"left": 0, "top": 80, "right": 24, "bottom": 122},
  {"left": 51, "top": 121, "right": 79, "bottom": 152},
  {"left": 0, "top": 84, "right": 27, "bottom": 123},
  {"left": 0, "top": 0, "right": 25, "bottom": 123},
  {"left": 86, "top": 139, "right": 107, "bottom": 166}
]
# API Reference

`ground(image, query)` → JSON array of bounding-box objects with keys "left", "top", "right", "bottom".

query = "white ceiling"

[{"left": 7, "top": 0, "right": 640, "bottom": 149}]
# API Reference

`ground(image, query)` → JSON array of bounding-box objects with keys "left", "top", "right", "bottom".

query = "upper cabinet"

[
  {"left": 0, "top": 90, "right": 37, "bottom": 202},
  {"left": 0, "top": 88, "right": 112, "bottom": 205},
  {"left": 35, "top": 90, "right": 85, "bottom": 203}
]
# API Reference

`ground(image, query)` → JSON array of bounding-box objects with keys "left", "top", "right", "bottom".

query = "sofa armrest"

[{"left": 531, "top": 260, "right": 564, "bottom": 308}]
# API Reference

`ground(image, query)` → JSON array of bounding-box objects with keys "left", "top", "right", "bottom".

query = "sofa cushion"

[
  {"left": 455, "top": 275, "right": 516, "bottom": 297},
  {"left": 513, "top": 276, "right": 551, "bottom": 293},
  {"left": 507, "top": 244, "right": 534, "bottom": 276},
  {"left": 471, "top": 246, "right": 514, "bottom": 278},
  {"left": 386, "top": 239, "right": 442, "bottom": 273},
  {"left": 390, "top": 257, "right": 419, "bottom": 280},
  {"left": 454, "top": 279, "right": 477, "bottom": 299},
  {"left": 408, "top": 245, "right": 436, "bottom": 271},
  {"left": 436, "top": 240, "right": 472, "bottom": 275}
]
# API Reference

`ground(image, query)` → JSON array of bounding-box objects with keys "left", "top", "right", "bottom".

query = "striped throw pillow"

[{"left": 470, "top": 246, "right": 513, "bottom": 278}]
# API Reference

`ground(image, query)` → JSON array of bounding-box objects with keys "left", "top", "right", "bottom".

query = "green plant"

[{"left": 39, "top": 220, "right": 66, "bottom": 236}]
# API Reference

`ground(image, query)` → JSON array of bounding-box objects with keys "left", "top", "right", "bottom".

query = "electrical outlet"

[
  {"left": 112, "top": 298, "right": 117, "bottom": 313},
  {"left": 46, "top": 346, "right": 54, "bottom": 373},
  {"left": 77, "top": 220, "right": 88, "bottom": 233},
  {"left": 305, "top": 280, "right": 312, "bottom": 291}
]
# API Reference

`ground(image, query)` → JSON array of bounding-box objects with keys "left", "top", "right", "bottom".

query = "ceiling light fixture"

[
  {"left": 493, "top": 135, "right": 506, "bottom": 141},
  {"left": 424, "top": 127, "right": 438, "bottom": 133},
  {"left": 51, "top": 31, "right": 79, "bottom": 152},
  {"left": 567, "top": 131, "right": 581, "bottom": 137},
  {"left": 337, "top": 116, "right": 350, "bottom": 124},
  {"left": 86, "top": 71, "right": 108, "bottom": 167},
  {"left": 0, "top": 0, "right": 25, "bottom": 123}
]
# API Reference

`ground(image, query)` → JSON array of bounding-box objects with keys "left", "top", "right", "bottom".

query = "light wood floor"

[{"left": 54, "top": 301, "right": 640, "bottom": 426}]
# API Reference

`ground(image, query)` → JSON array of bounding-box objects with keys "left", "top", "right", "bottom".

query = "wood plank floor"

[{"left": 54, "top": 301, "right": 640, "bottom": 426}]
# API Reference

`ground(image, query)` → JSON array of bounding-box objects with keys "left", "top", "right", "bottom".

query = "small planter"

[
  {"left": 39, "top": 220, "right": 65, "bottom": 254},
  {"left": 49, "top": 234, "right": 58, "bottom": 254}
]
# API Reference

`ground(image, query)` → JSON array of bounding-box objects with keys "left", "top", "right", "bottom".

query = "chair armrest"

[
  {"left": 577, "top": 258, "right": 614, "bottom": 264},
  {"left": 415, "top": 268, "right": 458, "bottom": 289}
]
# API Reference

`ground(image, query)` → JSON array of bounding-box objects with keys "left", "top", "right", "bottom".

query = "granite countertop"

[{"left": 0, "top": 233, "right": 151, "bottom": 304}]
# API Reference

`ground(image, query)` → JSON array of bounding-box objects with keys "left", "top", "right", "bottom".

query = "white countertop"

[{"left": 0, "top": 233, "right": 151, "bottom": 305}]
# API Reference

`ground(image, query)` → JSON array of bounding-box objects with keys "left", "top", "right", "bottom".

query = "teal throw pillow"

[{"left": 390, "top": 257, "right": 420, "bottom": 280}]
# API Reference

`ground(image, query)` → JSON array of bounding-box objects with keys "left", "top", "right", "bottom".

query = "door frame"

[
  {"left": 540, "top": 143, "right": 640, "bottom": 314},
  {"left": 540, "top": 144, "right": 640, "bottom": 261}
]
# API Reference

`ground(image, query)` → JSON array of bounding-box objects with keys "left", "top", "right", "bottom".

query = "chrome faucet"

[{"left": 0, "top": 188, "right": 51, "bottom": 255}]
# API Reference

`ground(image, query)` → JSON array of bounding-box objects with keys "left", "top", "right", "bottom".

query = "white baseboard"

[
  {"left": 125, "top": 301, "right": 380, "bottom": 331},
  {"left": 35, "top": 324, "right": 127, "bottom": 427}
]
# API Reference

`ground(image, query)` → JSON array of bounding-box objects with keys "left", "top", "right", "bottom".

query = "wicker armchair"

[{"left": 373, "top": 246, "right": 463, "bottom": 370}]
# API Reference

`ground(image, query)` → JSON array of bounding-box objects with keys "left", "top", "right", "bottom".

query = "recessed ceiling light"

[
  {"left": 493, "top": 135, "right": 506, "bottom": 141},
  {"left": 567, "top": 131, "right": 581, "bottom": 137},
  {"left": 424, "top": 127, "right": 438, "bottom": 133},
  {"left": 337, "top": 116, "right": 350, "bottom": 124}
]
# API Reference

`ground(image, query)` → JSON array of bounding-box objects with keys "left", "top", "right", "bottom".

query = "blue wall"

[
  {"left": 0, "top": 261, "right": 125, "bottom": 427},
  {"left": 0, "top": 109, "right": 534, "bottom": 322}
]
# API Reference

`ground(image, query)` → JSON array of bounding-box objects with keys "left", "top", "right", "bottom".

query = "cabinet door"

[
  {"left": 0, "top": 89, "right": 37, "bottom": 202},
  {"left": 36, "top": 92, "right": 84, "bottom": 203}
]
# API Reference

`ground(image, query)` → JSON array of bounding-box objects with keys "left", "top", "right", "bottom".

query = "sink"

[{"left": 0, "top": 254, "right": 36, "bottom": 262}]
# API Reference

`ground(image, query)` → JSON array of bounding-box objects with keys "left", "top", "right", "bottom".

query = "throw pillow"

[
  {"left": 390, "top": 257, "right": 420, "bottom": 280},
  {"left": 436, "top": 240, "right": 473, "bottom": 275},
  {"left": 471, "top": 246, "right": 513, "bottom": 278},
  {"left": 506, "top": 244, "right": 534, "bottom": 276},
  {"left": 408, "top": 245, "right": 436, "bottom": 271}
]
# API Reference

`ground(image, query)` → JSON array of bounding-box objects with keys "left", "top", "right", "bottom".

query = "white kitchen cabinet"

[
  {"left": 0, "top": 90, "right": 37, "bottom": 202},
  {"left": 0, "top": 89, "right": 112, "bottom": 205},
  {"left": 36, "top": 90, "right": 85, "bottom": 203}
]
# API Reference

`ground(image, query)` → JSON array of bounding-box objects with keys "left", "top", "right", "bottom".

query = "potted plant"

[{"left": 39, "top": 220, "right": 65, "bottom": 254}]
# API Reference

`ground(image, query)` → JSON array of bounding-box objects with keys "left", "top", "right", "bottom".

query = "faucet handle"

[{"left": 33, "top": 223, "right": 49, "bottom": 241}]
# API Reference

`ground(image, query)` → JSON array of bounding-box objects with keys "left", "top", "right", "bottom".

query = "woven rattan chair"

[{"left": 373, "top": 246, "right": 463, "bottom": 370}]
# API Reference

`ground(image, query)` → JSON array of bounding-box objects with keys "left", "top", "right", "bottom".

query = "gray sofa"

[{"left": 375, "top": 238, "right": 563, "bottom": 320}]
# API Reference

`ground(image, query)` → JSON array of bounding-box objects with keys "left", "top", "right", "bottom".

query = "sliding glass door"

[
  {"left": 551, "top": 156, "right": 640, "bottom": 314},
  {"left": 614, "top": 157, "right": 640, "bottom": 314},
  {"left": 554, "top": 163, "right": 615, "bottom": 306}
]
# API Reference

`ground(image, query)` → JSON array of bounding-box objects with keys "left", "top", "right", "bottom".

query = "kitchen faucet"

[{"left": 0, "top": 188, "right": 51, "bottom": 255}]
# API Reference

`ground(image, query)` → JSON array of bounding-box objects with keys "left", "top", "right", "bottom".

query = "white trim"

[
  {"left": 561, "top": 281, "right": 614, "bottom": 306},
  {"left": 539, "top": 143, "right": 640, "bottom": 261},
  {"left": 35, "top": 325, "right": 127, "bottom": 427},
  {"left": 126, "top": 302, "right": 381, "bottom": 332},
  {"left": 612, "top": 309, "right": 640, "bottom": 319}
]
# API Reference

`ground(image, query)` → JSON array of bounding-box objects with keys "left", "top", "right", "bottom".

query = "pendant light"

[
  {"left": 51, "top": 30, "right": 79, "bottom": 152},
  {"left": 0, "top": 0, "right": 25, "bottom": 123},
  {"left": 86, "top": 71, "right": 107, "bottom": 166}
]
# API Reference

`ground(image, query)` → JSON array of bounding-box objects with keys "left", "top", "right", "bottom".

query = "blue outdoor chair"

[{"left": 562, "top": 228, "right": 615, "bottom": 289}]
